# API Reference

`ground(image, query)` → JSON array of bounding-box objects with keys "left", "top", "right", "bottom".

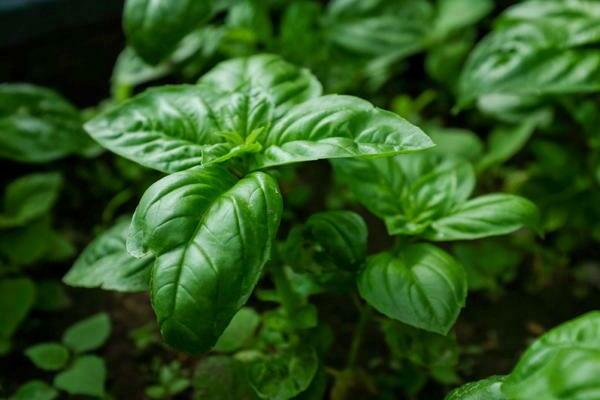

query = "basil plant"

[{"left": 66, "top": 54, "right": 435, "bottom": 353}]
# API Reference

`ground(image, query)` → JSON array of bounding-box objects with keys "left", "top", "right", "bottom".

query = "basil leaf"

[
  {"left": 0, "top": 84, "right": 91, "bottom": 163},
  {"left": 433, "top": 0, "right": 493, "bottom": 39},
  {"left": 327, "top": 0, "right": 433, "bottom": 58},
  {"left": 425, "top": 194, "right": 540, "bottom": 241},
  {"left": 252, "top": 95, "right": 433, "bottom": 169},
  {"left": 25, "top": 343, "right": 70, "bottom": 371},
  {"left": 123, "top": 0, "right": 213, "bottom": 64},
  {"left": 477, "top": 119, "right": 539, "bottom": 172},
  {"left": 445, "top": 376, "right": 506, "bottom": 400},
  {"left": 305, "top": 211, "right": 367, "bottom": 271},
  {"left": 129, "top": 166, "right": 282, "bottom": 353},
  {"left": 459, "top": 1, "right": 600, "bottom": 107},
  {"left": 247, "top": 344, "right": 318, "bottom": 400},
  {"left": 357, "top": 244, "right": 467, "bottom": 334},
  {"left": 87, "top": 55, "right": 322, "bottom": 173},
  {"left": 334, "top": 154, "right": 473, "bottom": 236},
  {"left": 64, "top": 217, "right": 153, "bottom": 292},
  {"left": 0, "top": 172, "right": 62, "bottom": 229},
  {"left": 214, "top": 307, "right": 260, "bottom": 353},
  {"left": 85, "top": 85, "right": 232, "bottom": 173},
  {"left": 10, "top": 381, "right": 58, "bottom": 400},
  {"left": 503, "top": 311, "right": 600, "bottom": 400},
  {"left": 62, "top": 313, "right": 111, "bottom": 353},
  {"left": 53, "top": 355, "right": 106, "bottom": 398}
]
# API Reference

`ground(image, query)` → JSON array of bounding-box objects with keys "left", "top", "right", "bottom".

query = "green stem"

[
  {"left": 347, "top": 301, "right": 372, "bottom": 369},
  {"left": 271, "top": 264, "right": 302, "bottom": 319}
]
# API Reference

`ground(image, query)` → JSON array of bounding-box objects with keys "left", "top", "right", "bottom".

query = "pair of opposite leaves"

[{"left": 85, "top": 54, "right": 433, "bottom": 353}]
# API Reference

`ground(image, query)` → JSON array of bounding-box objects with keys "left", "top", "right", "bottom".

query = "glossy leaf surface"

[
  {"left": 87, "top": 54, "right": 431, "bottom": 173},
  {"left": 445, "top": 376, "right": 506, "bottom": 400},
  {"left": 129, "top": 166, "right": 282, "bottom": 353},
  {"left": 357, "top": 244, "right": 467, "bottom": 334}
]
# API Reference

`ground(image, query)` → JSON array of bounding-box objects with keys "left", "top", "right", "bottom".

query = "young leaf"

[
  {"left": 357, "top": 244, "right": 467, "bottom": 334},
  {"left": 10, "top": 380, "right": 59, "bottom": 400},
  {"left": 64, "top": 217, "right": 153, "bottom": 292},
  {"left": 62, "top": 313, "right": 111, "bottom": 353},
  {"left": 305, "top": 211, "right": 368, "bottom": 270},
  {"left": 424, "top": 194, "right": 539, "bottom": 241},
  {"left": 445, "top": 376, "right": 506, "bottom": 400},
  {"left": 123, "top": 0, "right": 213, "bottom": 64},
  {"left": 0, "top": 278, "right": 36, "bottom": 344},
  {"left": 214, "top": 307, "right": 260, "bottom": 353},
  {"left": 25, "top": 343, "right": 70, "bottom": 371},
  {"left": 0, "top": 84, "right": 92, "bottom": 163},
  {"left": 334, "top": 154, "right": 473, "bottom": 236},
  {"left": 53, "top": 355, "right": 106, "bottom": 398},
  {"left": 503, "top": 311, "right": 600, "bottom": 399},
  {"left": 86, "top": 55, "right": 322, "bottom": 173},
  {"left": 247, "top": 344, "right": 318, "bottom": 400},
  {"left": 129, "top": 166, "right": 282, "bottom": 353},
  {"left": 458, "top": 1, "right": 600, "bottom": 107},
  {"left": 0, "top": 172, "right": 62, "bottom": 228}
]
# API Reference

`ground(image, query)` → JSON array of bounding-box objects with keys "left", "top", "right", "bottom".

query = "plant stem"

[
  {"left": 347, "top": 301, "right": 372, "bottom": 369},
  {"left": 271, "top": 264, "right": 301, "bottom": 319}
]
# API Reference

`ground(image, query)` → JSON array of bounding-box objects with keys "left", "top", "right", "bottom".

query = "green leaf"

[
  {"left": 129, "top": 166, "right": 282, "bottom": 353},
  {"left": 432, "top": 0, "right": 493, "bottom": 39},
  {"left": 53, "top": 355, "right": 106, "bottom": 398},
  {"left": 334, "top": 154, "right": 474, "bottom": 236},
  {"left": 86, "top": 54, "right": 322, "bottom": 173},
  {"left": 10, "top": 380, "right": 59, "bottom": 400},
  {"left": 357, "top": 244, "right": 467, "bottom": 334},
  {"left": 426, "top": 126, "right": 484, "bottom": 162},
  {"left": 503, "top": 311, "right": 600, "bottom": 400},
  {"left": 326, "top": 0, "right": 433, "bottom": 58},
  {"left": 62, "top": 313, "right": 111, "bottom": 353},
  {"left": 424, "top": 194, "right": 540, "bottom": 241},
  {"left": 381, "top": 320, "right": 459, "bottom": 370},
  {"left": 477, "top": 119, "right": 538, "bottom": 172},
  {"left": 458, "top": 1, "right": 600, "bottom": 107},
  {"left": 123, "top": 0, "right": 213, "bottom": 64},
  {"left": 251, "top": 95, "right": 433, "bottom": 170},
  {"left": 0, "top": 172, "right": 62, "bottom": 228},
  {"left": 445, "top": 376, "right": 506, "bottom": 400},
  {"left": 214, "top": 307, "right": 261, "bottom": 353},
  {"left": 64, "top": 217, "right": 153, "bottom": 292},
  {"left": 0, "top": 84, "right": 92, "bottom": 163},
  {"left": 25, "top": 343, "right": 69, "bottom": 371},
  {"left": 193, "top": 356, "right": 256, "bottom": 400},
  {"left": 304, "top": 211, "right": 367, "bottom": 271},
  {"left": 0, "top": 277, "right": 36, "bottom": 343},
  {"left": 247, "top": 344, "right": 318, "bottom": 400}
]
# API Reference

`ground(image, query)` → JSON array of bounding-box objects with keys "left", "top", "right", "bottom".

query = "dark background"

[{"left": 0, "top": 0, "right": 124, "bottom": 106}]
